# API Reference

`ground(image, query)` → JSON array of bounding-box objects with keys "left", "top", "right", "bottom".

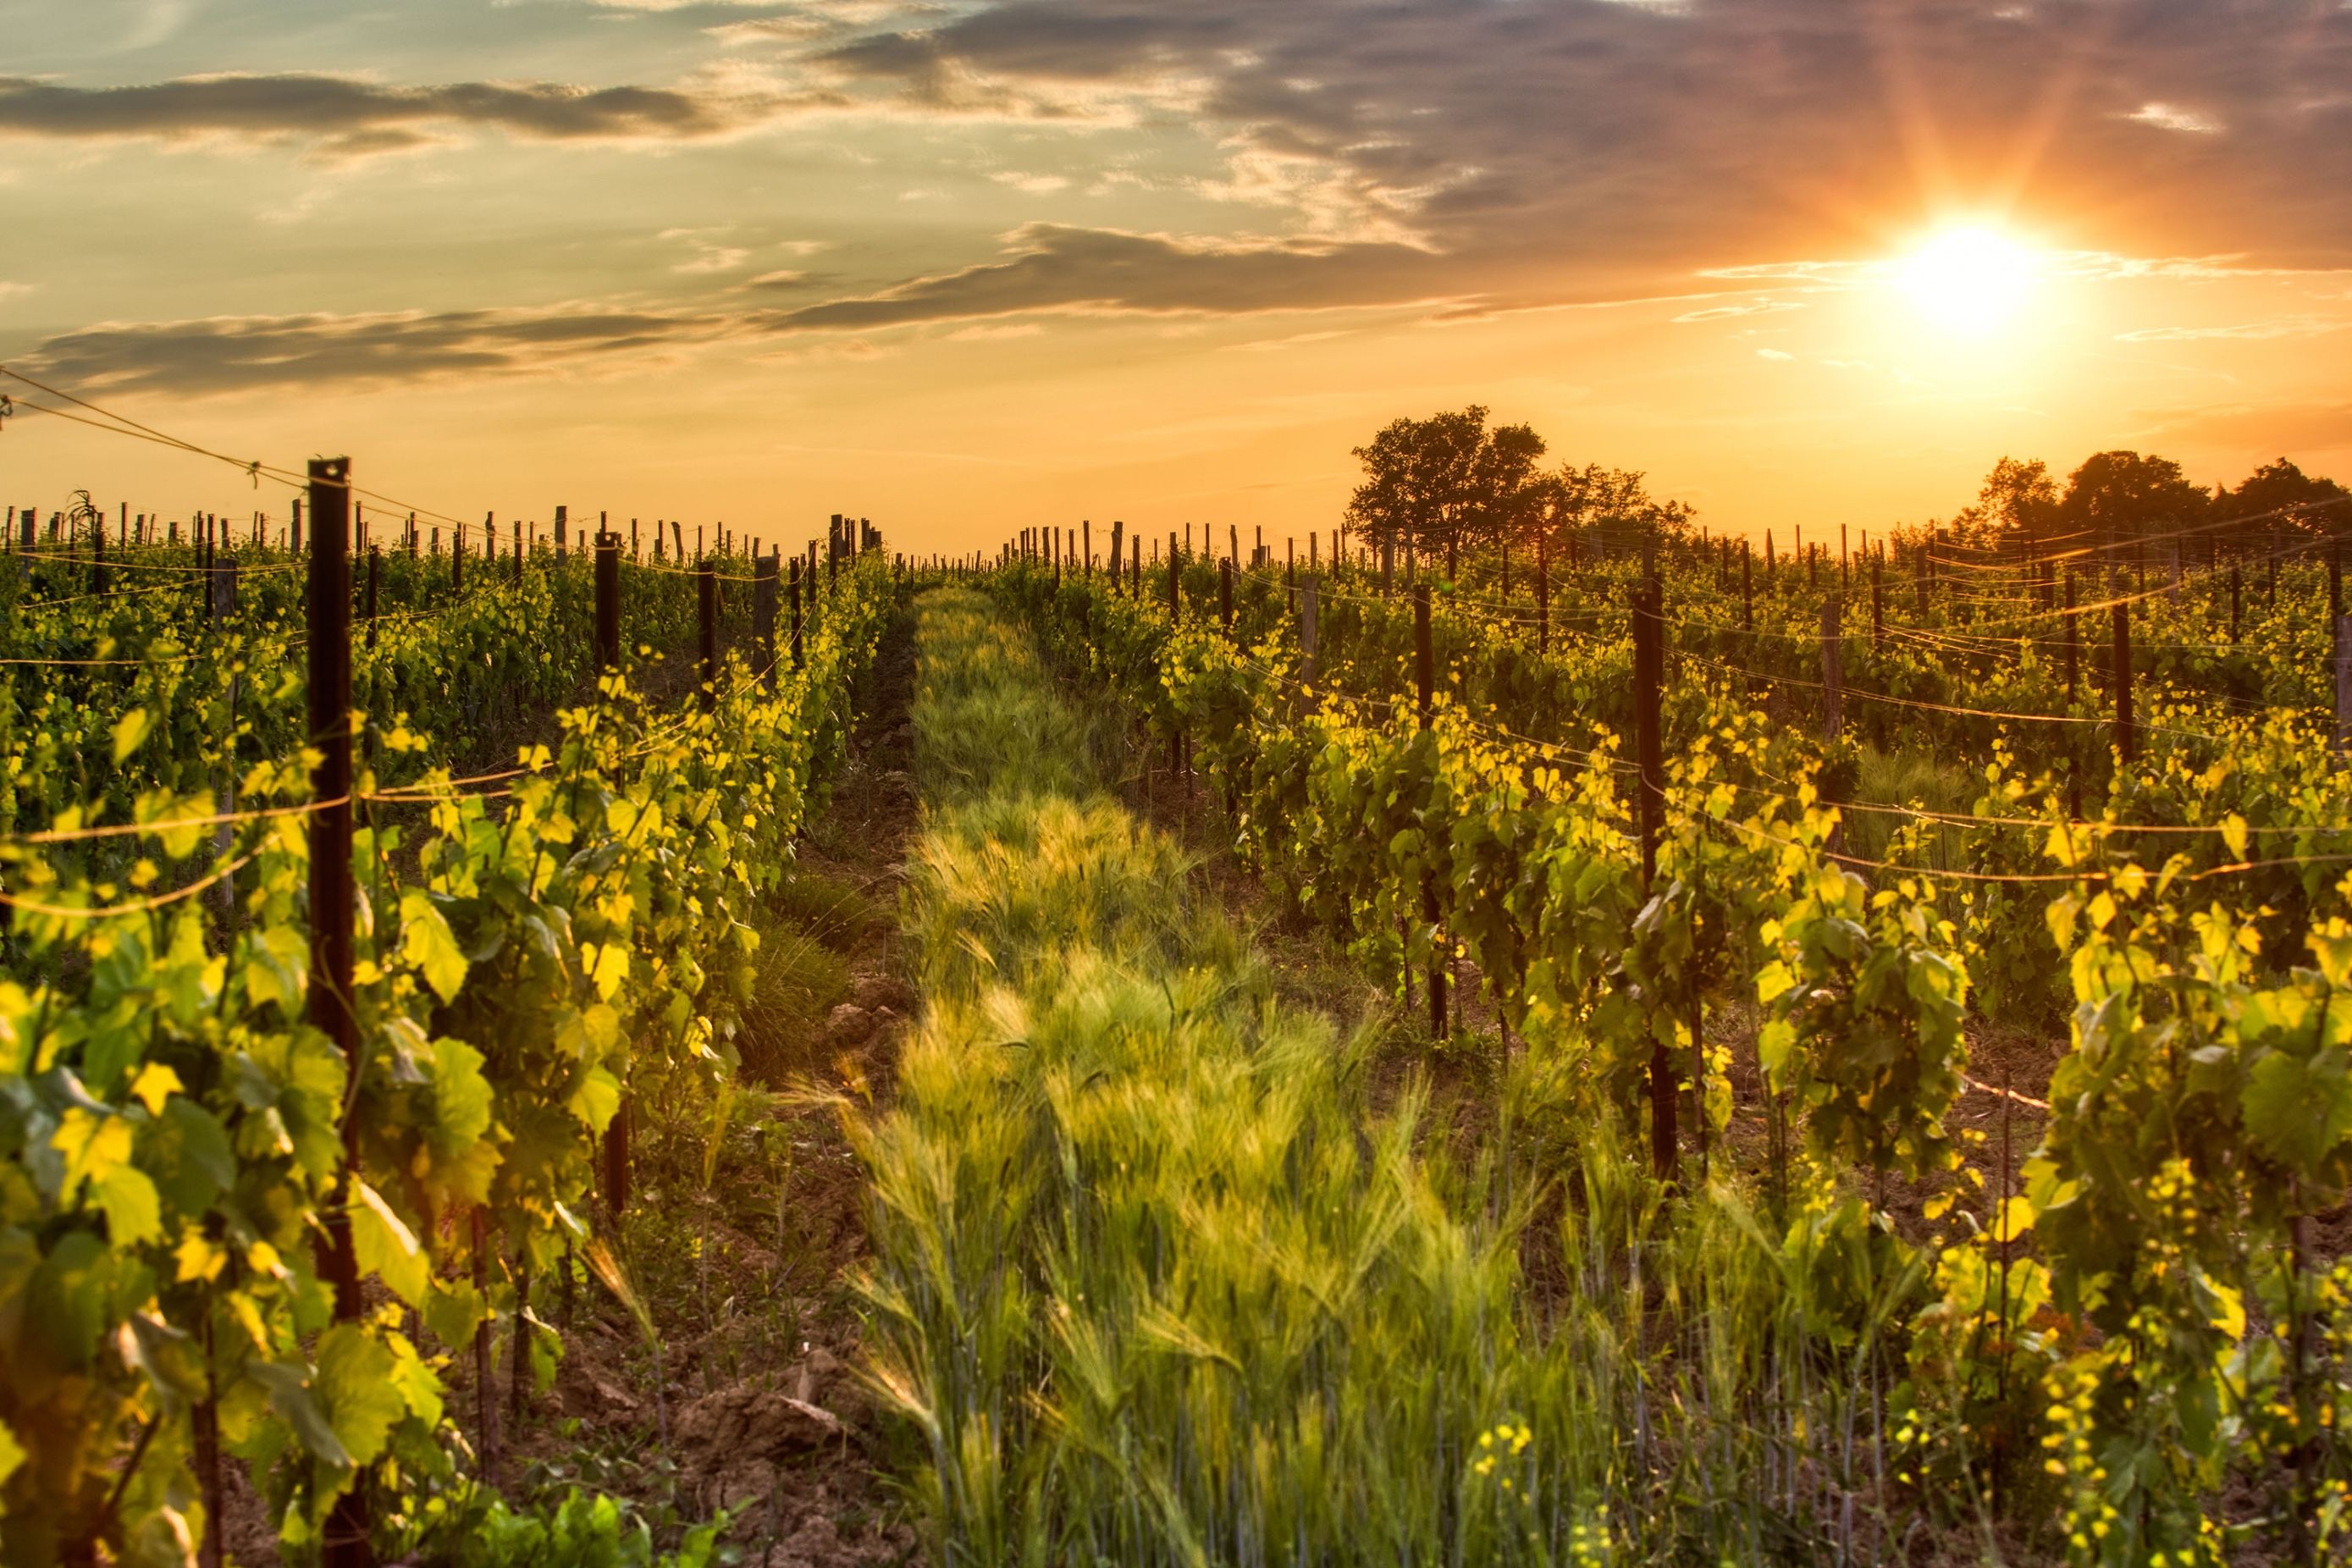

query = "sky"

[{"left": 2, "top": 0, "right": 2349, "bottom": 560}]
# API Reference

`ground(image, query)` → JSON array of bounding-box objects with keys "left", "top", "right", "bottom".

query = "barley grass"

[{"left": 852, "top": 592, "right": 1925, "bottom": 1566}]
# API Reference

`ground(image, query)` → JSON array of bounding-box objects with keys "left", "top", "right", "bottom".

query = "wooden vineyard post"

[
  {"left": 2063, "top": 570, "right": 2079, "bottom": 700},
  {"left": 754, "top": 548, "right": 778, "bottom": 690},
  {"left": 1631, "top": 568, "right": 1675, "bottom": 1185},
  {"left": 1414, "top": 585, "right": 1446, "bottom": 1041},
  {"left": 592, "top": 537, "right": 634, "bottom": 1231},
  {"left": 452, "top": 518, "right": 464, "bottom": 594},
  {"left": 2112, "top": 585, "right": 2136, "bottom": 765},
  {"left": 1131, "top": 536, "right": 1140, "bottom": 597},
  {"left": 365, "top": 548, "right": 380, "bottom": 652},
  {"left": 2333, "top": 544, "right": 2343, "bottom": 662},
  {"left": 698, "top": 558, "right": 719, "bottom": 713},
  {"left": 1871, "top": 550, "right": 1884, "bottom": 647},
  {"left": 1300, "top": 575, "right": 1320, "bottom": 690},
  {"left": 306, "top": 458, "right": 370, "bottom": 1568},
  {"left": 1168, "top": 538, "right": 1181, "bottom": 623},
  {"left": 1083, "top": 518, "right": 1092, "bottom": 577},
  {"left": 472, "top": 1207, "right": 499, "bottom": 1488},
  {"left": 790, "top": 559, "right": 804, "bottom": 670},
  {"left": 2337, "top": 615, "right": 2352, "bottom": 761},
  {"left": 594, "top": 532, "right": 621, "bottom": 673},
  {"left": 511, "top": 521, "right": 522, "bottom": 583},
  {"left": 1822, "top": 595, "right": 1843, "bottom": 743},
  {"left": 1109, "top": 521, "right": 1124, "bottom": 594},
  {"left": 1220, "top": 558, "right": 1233, "bottom": 633},
  {"left": 1532, "top": 533, "right": 1549, "bottom": 654},
  {"left": 1286, "top": 540, "right": 1296, "bottom": 617}
]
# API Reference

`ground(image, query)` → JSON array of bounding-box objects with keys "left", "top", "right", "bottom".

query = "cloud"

[
  {"left": 2116, "top": 316, "right": 2346, "bottom": 341},
  {"left": 2144, "top": 401, "right": 2352, "bottom": 453},
  {"left": 14, "top": 306, "right": 736, "bottom": 395},
  {"left": 802, "top": 0, "right": 2352, "bottom": 273},
  {"left": 1674, "top": 300, "right": 1805, "bottom": 323},
  {"left": 754, "top": 223, "right": 1448, "bottom": 330},
  {"left": 991, "top": 170, "right": 1070, "bottom": 194},
  {"left": 2125, "top": 102, "right": 2224, "bottom": 135},
  {"left": 0, "top": 73, "right": 820, "bottom": 157},
  {"left": 1755, "top": 347, "right": 1795, "bottom": 361}
]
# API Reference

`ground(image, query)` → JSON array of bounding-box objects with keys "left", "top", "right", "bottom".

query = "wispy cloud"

[
  {"left": 17, "top": 306, "right": 737, "bottom": 395},
  {"left": 757, "top": 223, "right": 1446, "bottom": 331},
  {"left": 2124, "top": 102, "right": 2224, "bottom": 135},
  {"left": 0, "top": 73, "right": 830, "bottom": 158},
  {"left": 2117, "top": 316, "right": 2346, "bottom": 341}
]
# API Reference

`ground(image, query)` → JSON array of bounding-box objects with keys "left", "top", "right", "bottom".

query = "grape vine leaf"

[
  {"left": 350, "top": 1179, "right": 428, "bottom": 1306},
  {"left": 400, "top": 891, "right": 470, "bottom": 1005},
  {"left": 313, "top": 1324, "right": 404, "bottom": 1470},
  {"left": 2243, "top": 1045, "right": 2352, "bottom": 1173}
]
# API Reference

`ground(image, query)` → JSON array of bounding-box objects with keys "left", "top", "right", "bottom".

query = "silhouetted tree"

[
  {"left": 1532, "top": 463, "right": 1694, "bottom": 560},
  {"left": 1347, "top": 406, "right": 1547, "bottom": 568},
  {"left": 1949, "top": 456, "right": 2059, "bottom": 555},
  {"left": 2230, "top": 456, "right": 2349, "bottom": 539},
  {"left": 2060, "top": 450, "right": 2208, "bottom": 558}
]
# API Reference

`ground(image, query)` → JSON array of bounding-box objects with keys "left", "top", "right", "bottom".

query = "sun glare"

[{"left": 1898, "top": 225, "right": 2040, "bottom": 338}]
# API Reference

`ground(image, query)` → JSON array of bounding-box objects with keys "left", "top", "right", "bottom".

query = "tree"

[
  {"left": 1346, "top": 406, "right": 1547, "bottom": 566},
  {"left": 2230, "top": 457, "right": 2349, "bottom": 539},
  {"left": 1948, "top": 456, "right": 2058, "bottom": 555},
  {"left": 1536, "top": 463, "right": 1694, "bottom": 559},
  {"left": 2060, "top": 450, "right": 2208, "bottom": 555}
]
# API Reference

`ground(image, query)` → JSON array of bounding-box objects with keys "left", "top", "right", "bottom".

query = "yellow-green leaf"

[
  {"left": 350, "top": 1180, "right": 428, "bottom": 1306},
  {"left": 399, "top": 891, "right": 469, "bottom": 1005},
  {"left": 129, "top": 1062, "right": 183, "bottom": 1118},
  {"left": 111, "top": 708, "right": 152, "bottom": 764}
]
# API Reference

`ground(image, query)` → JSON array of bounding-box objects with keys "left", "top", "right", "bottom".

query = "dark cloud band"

[{"left": 0, "top": 75, "right": 801, "bottom": 154}]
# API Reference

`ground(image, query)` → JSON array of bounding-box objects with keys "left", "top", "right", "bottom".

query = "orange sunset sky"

[{"left": 3, "top": 0, "right": 2348, "bottom": 560}]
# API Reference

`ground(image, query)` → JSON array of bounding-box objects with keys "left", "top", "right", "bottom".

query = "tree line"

[{"left": 1346, "top": 406, "right": 2349, "bottom": 564}]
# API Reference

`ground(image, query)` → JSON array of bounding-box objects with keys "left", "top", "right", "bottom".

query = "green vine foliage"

[
  {"left": 0, "top": 546, "right": 896, "bottom": 1565},
  {"left": 1000, "top": 545, "right": 2352, "bottom": 1563}
]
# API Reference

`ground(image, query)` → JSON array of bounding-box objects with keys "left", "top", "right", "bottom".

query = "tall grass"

[{"left": 851, "top": 592, "right": 1945, "bottom": 1567}]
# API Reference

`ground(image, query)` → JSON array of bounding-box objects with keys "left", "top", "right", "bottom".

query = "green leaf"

[
  {"left": 422, "top": 1278, "right": 487, "bottom": 1351},
  {"left": 431, "top": 1039, "right": 494, "bottom": 1150},
  {"left": 0, "top": 1419, "right": 22, "bottom": 1487},
  {"left": 350, "top": 1180, "right": 428, "bottom": 1307},
  {"left": 2243, "top": 1046, "right": 2352, "bottom": 1173},
  {"left": 247, "top": 1360, "right": 353, "bottom": 1469},
  {"left": 569, "top": 1066, "right": 621, "bottom": 1134},
  {"left": 385, "top": 1333, "right": 444, "bottom": 1428},
  {"left": 1755, "top": 960, "right": 1795, "bottom": 1006},
  {"left": 313, "top": 1323, "right": 404, "bottom": 1471},
  {"left": 111, "top": 707, "right": 152, "bottom": 764},
  {"left": 400, "top": 891, "right": 469, "bottom": 1006},
  {"left": 97, "top": 1165, "right": 163, "bottom": 1248}
]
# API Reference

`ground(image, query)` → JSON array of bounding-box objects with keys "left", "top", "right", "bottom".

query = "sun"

[{"left": 1898, "top": 226, "right": 2040, "bottom": 338}]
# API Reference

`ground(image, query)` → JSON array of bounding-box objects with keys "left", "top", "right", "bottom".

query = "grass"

[{"left": 847, "top": 592, "right": 1967, "bottom": 1566}]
